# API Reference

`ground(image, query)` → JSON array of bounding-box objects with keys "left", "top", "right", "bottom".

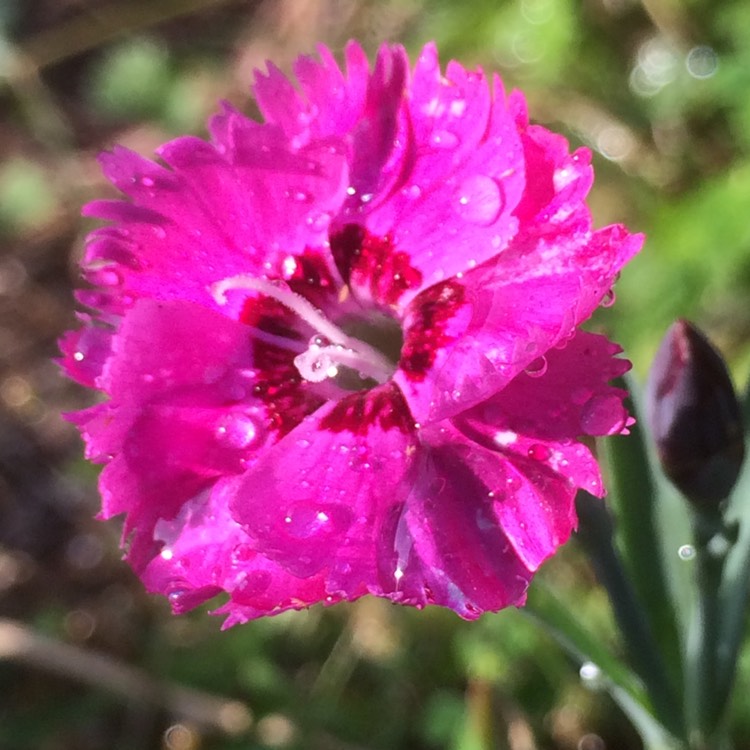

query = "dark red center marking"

[
  {"left": 330, "top": 224, "right": 422, "bottom": 306},
  {"left": 399, "top": 280, "right": 466, "bottom": 382},
  {"left": 319, "top": 382, "right": 414, "bottom": 435}
]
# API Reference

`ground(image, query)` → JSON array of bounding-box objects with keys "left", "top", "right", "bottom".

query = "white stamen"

[
  {"left": 211, "top": 274, "right": 396, "bottom": 385},
  {"left": 212, "top": 275, "right": 346, "bottom": 344}
]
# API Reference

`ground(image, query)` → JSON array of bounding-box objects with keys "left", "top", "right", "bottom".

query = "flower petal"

[
  {"left": 83, "top": 126, "right": 348, "bottom": 317},
  {"left": 230, "top": 383, "right": 418, "bottom": 592},
  {"left": 339, "top": 45, "right": 525, "bottom": 308},
  {"left": 139, "top": 479, "right": 337, "bottom": 626},
  {"left": 388, "top": 421, "right": 573, "bottom": 617},
  {"left": 394, "top": 226, "right": 642, "bottom": 424}
]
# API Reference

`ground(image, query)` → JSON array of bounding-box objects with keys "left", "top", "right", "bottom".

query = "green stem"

[
  {"left": 575, "top": 491, "right": 686, "bottom": 739},
  {"left": 686, "top": 508, "right": 732, "bottom": 749}
]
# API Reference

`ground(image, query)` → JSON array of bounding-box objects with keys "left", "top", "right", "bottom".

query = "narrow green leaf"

[
  {"left": 601, "top": 376, "right": 690, "bottom": 688},
  {"left": 525, "top": 581, "right": 682, "bottom": 748},
  {"left": 714, "top": 437, "right": 750, "bottom": 727},
  {"left": 575, "top": 491, "right": 685, "bottom": 737},
  {"left": 524, "top": 580, "right": 646, "bottom": 703}
]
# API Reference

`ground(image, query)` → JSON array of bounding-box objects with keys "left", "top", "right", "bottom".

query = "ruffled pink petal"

[
  {"left": 509, "top": 92, "right": 593, "bottom": 234},
  {"left": 461, "top": 329, "right": 632, "bottom": 447},
  {"left": 83, "top": 126, "right": 348, "bottom": 317},
  {"left": 138, "top": 478, "right": 338, "bottom": 627},
  {"left": 253, "top": 41, "right": 404, "bottom": 154},
  {"left": 58, "top": 316, "right": 113, "bottom": 387},
  {"left": 100, "top": 299, "right": 255, "bottom": 403},
  {"left": 73, "top": 299, "right": 315, "bottom": 558},
  {"left": 340, "top": 45, "right": 526, "bottom": 309},
  {"left": 230, "top": 383, "right": 419, "bottom": 592}
]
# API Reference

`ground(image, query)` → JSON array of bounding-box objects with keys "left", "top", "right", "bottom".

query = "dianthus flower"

[{"left": 61, "top": 42, "right": 641, "bottom": 626}]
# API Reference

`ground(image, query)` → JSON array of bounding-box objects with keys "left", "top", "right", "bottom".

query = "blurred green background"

[{"left": 1, "top": 1, "right": 749, "bottom": 748}]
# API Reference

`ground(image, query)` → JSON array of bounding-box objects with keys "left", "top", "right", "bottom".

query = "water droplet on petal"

[
  {"left": 233, "top": 570, "right": 272, "bottom": 602},
  {"left": 153, "top": 225, "right": 166, "bottom": 239},
  {"left": 524, "top": 356, "right": 548, "bottom": 378},
  {"left": 404, "top": 184, "right": 422, "bottom": 200},
  {"left": 601, "top": 288, "right": 616, "bottom": 308},
  {"left": 231, "top": 543, "right": 256, "bottom": 565},
  {"left": 166, "top": 580, "right": 190, "bottom": 607},
  {"left": 571, "top": 387, "right": 592, "bottom": 405},
  {"left": 452, "top": 176, "right": 504, "bottom": 226},
  {"left": 139, "top": 176, "right": 155, "bottom": 188},
  {"left": 528, "top": 444, "right": 551, "bottom": 461},
  {"left": 286, "top": 188, "right": 312, "bottom": 203},
  {"left": 215, "top": 411, "right": 262, "bottom": 450},
  {"left": 430, "top": 130, "right": 460, "bottom": 149},
  {"left": 581, "top": 394, "right": 626, "bottom": 435},
  {"left": 282, "top": 503, "right": 352, "bottom": 539},
  {"left": 494, "top": 430, "right": 517, "bottom": 447},
  {"left": 678, "top": 544, "right": 696, "bottom": 560},
  {"left": 282, "top": 255, "right": 298, "bottom": 278},
  {"left": 449, "top": 98, "right": 467, "bottom": 117},
  {"left": 305, "top": 212, "right": 330, "bottom": 232},
  {"left": 90, "top": 267, "right": 122, "bottom": 287}
]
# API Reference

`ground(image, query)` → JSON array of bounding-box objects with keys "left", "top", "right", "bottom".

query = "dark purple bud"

[{"left": 646, "top": 319, "right": 745, "bottom": 507}]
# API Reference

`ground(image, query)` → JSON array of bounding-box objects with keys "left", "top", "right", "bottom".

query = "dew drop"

[
  {"left": 579, "top": 661, "right": 603, "bottom": 689},
  {"left": 493, "top": 430, "right": 517, "bottom": 447},
  {"left": 167, "top": 590, "right": 185, "bottom": 605},
  {"left": 283, "top": 503, "right": 352, "bottom": 539},
  {"left": 153, "top": 225, "right": 167, "bottom": 240},
  {"left": 524, "top": 356, "right": 548, "bottom": 378},
  {"left": 139, "top": 176, "right": 155, "bottom": 188},
  {"left": 91, "top": 267, "right": 122, "bottom": 287},
  {"left": 449, "top": 98, "right": 467, "bottom": 117},
  {"left": 215, "top": 411, "right": 261, "bottom": 450},
  {"left": 528, "top": 444, "right": 551, "bottom": 461},
  {"left": 571, "top": 386, "right": 592, "bottom": 405},
  {"left": 404, "top": 184, "right": 422, "bottom": 200},
  {"left": 581, "top": 394, "right": 626, "bottom": 436},
  {"left": 282, "top": 255, "right": 298, "bottom": 278},
  {"left": 166, "top": 581, "right": 190, "bottom": 607},
  {"left": 678, "top": 544, "right": 696, "bottom": 560},
  {"left": 231, "top": 543, "right": 255, "bottom": 565},
  {"left": 601, "top": 288, "right": 616, "bottom": 308},
  {"left": 310, "top": 334, "right": 330, "bottom": 348},
  {"left": 452, "top": 176, "right": 504, "bottom": 226},
  {"left": 305, "top": 212, "right": 330, "bottom": 232},
  {"left": 430, "top": 130, "right": 460, "bottom": 149},
  {"left": 73, "top": 351, "right": 85, "bottom": 362},
  {"left": 233, "top": 570, "right": 272, "bottom": 601},
  {"left": 287, "top": 188, "right": 312, "bottom": 203}
]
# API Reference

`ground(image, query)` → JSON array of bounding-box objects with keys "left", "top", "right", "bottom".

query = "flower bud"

[{"left": 646, "top": 319, "right": 745, "bottom": 507}]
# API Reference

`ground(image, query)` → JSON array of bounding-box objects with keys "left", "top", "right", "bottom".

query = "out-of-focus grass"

[{"left": 1, "top": 1, "right": 749, "bottom": 749}]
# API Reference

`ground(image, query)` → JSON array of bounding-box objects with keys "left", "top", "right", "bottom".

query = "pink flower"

[{"left": 60, "top": 42, "right": 641, "bottom": 626}]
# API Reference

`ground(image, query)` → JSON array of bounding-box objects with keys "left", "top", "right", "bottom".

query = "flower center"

[{"left": 212, "top": 275, "right": 401, "bottom": 388}]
